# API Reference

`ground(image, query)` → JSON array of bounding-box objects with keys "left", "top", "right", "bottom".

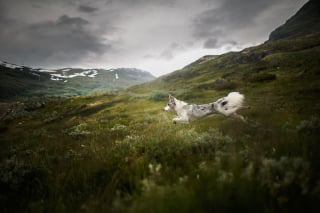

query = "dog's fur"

[{"left": 164, "top": 92, "right": 246, "bottom": 123}]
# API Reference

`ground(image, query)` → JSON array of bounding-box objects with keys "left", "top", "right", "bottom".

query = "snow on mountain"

[
  {"left": 37, "top": 69, "right": 56, "bottom": 73},
  {"left": 50, "top": 69, "right": 98, "bottom": 80},
  {"left": 1, "top": 60, "right": 155, "bottom": 84},
  {"left": 61, "top": 68, "right": 71, "bottom": 72}
]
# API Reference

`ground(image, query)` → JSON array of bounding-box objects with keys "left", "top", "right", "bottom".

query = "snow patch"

[
  {"left": 50, "top": 76, "right": 63, "bottom": 81},
  {"left": 49, "top": 69, "right": 98, "bottom": 80}
]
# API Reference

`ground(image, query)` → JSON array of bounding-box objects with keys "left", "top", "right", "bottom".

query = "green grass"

[{"left": 1, "top": 34, "right": 320, "bottom": 212}]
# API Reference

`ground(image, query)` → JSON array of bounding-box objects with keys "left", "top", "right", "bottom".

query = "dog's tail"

[{"left": 216, "top": 92, "right": 244, "bottom": 116}]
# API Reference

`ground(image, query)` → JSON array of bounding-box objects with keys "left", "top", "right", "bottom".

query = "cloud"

[
  {"left": 203, "top": 38, "right": 238, "bottom": 49},
  {"left": 203, "top": 38, "right": 218, "bottom": 48},
  {"left": 193, "top": 0, "right": 277, "bottom": 37},
  {"left": 78, "top": 5, "right": 98, "bottom": 14},
  {"left": 0, "top": 14, "right": 111, "bottom": 68},
  {"left": 159, "top": 42, "right": 187, "bottom": 60},
  {"left": 106, "top": 0, "right": 176, "bottom": 7},
  {"left": 192, "top": 0, "right": 304, "bottom": 48}
]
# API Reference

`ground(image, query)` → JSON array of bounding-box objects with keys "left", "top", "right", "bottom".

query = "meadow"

[{"left": 1, "top": 33, "right": 320, "bottom": 212}]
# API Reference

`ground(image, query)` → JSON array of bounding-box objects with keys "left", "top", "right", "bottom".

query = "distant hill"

[
  {"left": 269, "top": 0, "right": 320, "bottom": 41},
  {"left": 0, "top": 61, "right": 155, "bottom": 101}
]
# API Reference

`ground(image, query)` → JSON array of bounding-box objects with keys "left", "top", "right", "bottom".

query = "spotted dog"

[{"left": 164, "top": 92, "right": 247, "bottom": 123}]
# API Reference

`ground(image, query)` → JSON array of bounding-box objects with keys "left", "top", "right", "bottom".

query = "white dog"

[{"left": 164, "top": 92, "right": 247, "bottom": 123}]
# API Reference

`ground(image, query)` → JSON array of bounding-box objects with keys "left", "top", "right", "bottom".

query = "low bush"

[
  {"left": 245, "top": 73, "right": 277, "bottom": 83},
  {"left": 149, "top": 91, "right": 168, "bottom": 102}
]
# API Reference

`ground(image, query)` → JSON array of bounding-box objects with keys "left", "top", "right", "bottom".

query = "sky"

[{"left": 0, "top": 0, "right": 308, "bottom": 76}]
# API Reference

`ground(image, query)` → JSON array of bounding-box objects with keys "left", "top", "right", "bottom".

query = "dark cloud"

[
  {"left": 57, "top": 15, "right": 89, "bottom": 26},
  {"left": 0, "top": 15, "right": 111, "bottom": 68},
  {"left": 203, "top": 37, "right": 238, "bottom": 49},
  {"left": 106, "top": 0, "right": 176, "bottom": 7},
  {"left": 193, "top": 0, "right": 278, "bottom": 39},
  {"left": 192, "top": 0, "right": 307, "bottom": 49},
  {"left": 159, "top": 42, "right": 185, "bottom": 60},
  {"left": 203, "top": 38, "right": 218, "bottom": 48},
  {"left": 78, "top": 5, "right": 98, "bottom": 13}
]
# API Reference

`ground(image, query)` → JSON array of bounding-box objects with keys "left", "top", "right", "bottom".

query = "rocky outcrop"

[{"left": 0, "top": 101, "right": 45, "bottom": 121}]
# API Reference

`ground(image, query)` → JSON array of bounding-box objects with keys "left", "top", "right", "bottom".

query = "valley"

[{"left": 0, "top": 61, "right": 155, "bottom": 101}]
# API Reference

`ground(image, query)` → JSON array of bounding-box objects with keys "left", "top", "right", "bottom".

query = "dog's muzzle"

[{"left": 164, "top": 105, "right": 171, "bottom": 111}]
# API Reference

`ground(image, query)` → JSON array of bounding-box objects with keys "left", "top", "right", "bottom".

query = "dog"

[{"left": 164, "top": 92, "right": 247, "bottom": 123}]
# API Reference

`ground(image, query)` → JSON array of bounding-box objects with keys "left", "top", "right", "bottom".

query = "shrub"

[
  {"left": 245, "top": 73, "right": 277, "bottom": 83},
  {"left": 68, "top": 123, "right": 91, "bottom": 138},
  {"left": 296, "top": 116, "right": 320, "bottom": 134},
  {"left": 149, "top": 91, "right": 168, "bottom": 102},
  {"left": 197, "top": 79, "right": 240, "bottom": 91},
  {"left": 0, "top": 158, "right": 49, "bottom": 212}
]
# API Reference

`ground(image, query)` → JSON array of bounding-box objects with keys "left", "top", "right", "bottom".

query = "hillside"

[
  {"left": 0, "top": 61, "right": 155, "bottom": 101},
  {"left": 269, "top": 0, "right": 320, "bottom": 41},
  {"left": 1, "top": 1, "right": 320, "bottom": 212}
]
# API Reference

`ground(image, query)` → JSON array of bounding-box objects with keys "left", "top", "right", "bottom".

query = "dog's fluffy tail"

[{"left": 216, "top": 92, "right": 244, "bottom": 116}]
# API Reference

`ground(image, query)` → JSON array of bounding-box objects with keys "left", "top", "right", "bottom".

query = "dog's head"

[{"left": 164, "top": 94, "right": 176, "bottom": 111}]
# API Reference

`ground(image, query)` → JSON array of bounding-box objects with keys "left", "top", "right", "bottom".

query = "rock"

[{"left": 0, "top": 101, "right": 45, "bottom": 121}]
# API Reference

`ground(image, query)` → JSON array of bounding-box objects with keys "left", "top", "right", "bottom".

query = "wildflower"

[
  {"left": 148, "top": 163, "right": 162, "bottom": 175},
  {"left": 196, "top": 174, "right": 200, "bottom": 180}
]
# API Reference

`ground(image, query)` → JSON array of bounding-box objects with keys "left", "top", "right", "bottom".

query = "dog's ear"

[{"left": 169, "top": 94, "right": 175, "bottom": 100}]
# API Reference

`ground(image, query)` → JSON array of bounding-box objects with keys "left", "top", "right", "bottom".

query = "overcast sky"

[{"left": 0, "top": 0, "right": 307, "bottom": 76}]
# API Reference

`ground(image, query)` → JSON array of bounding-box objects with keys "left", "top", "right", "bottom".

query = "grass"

[{"left": 1, "top": 34, "right": 320, "bottom": 212}]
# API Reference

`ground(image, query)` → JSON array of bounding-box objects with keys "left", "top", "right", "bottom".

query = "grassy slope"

[{"left": 1, "top": 34, "right": 320, "bottom": 212}]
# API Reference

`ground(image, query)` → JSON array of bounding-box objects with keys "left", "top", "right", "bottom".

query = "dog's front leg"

[
  {"left": 173, "top": 117, "right": 189, "bottom": 124},
  {"left": 231, "top": 113, "right": 246, "bottom": 122}
]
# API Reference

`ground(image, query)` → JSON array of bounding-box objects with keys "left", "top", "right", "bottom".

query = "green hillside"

[{"left": 1, "top": 1, "right": 320, "bottom": 212}]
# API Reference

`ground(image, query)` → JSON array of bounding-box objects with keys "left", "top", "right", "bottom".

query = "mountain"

[
  {"left": 269, "top": 0, "right": 320, "bottom": 41},
  {"left": 0, "top": 61, "right": 155, "bottom": 100}
]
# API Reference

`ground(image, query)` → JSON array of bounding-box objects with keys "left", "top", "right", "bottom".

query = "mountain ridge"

[
  {"left": 269, "top": 0, "right": 320, "bottom": 41},
  {"left": 0, "top": 61, "right": 155, "bottom": 101}
]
